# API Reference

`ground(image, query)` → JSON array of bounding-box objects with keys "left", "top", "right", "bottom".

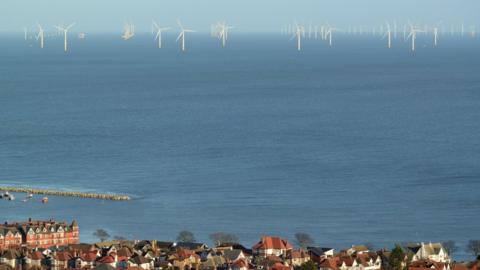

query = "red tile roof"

[
  {"left": 96, "top": 255, "right": 116, "bottom": 264},
  {"left": 252, "top": 236, "right": 293, "bottom": 251},
  {"left": 269, "top": 263, "right": 292, "bottom": 270}
]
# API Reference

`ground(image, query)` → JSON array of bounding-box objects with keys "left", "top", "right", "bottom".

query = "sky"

[{"left": 0, "top": 0, "right": 479, "bottom": 33}]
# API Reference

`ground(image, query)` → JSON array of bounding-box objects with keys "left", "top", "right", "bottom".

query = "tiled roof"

[{"left": 252, "top": 236, "right": 293, "bottom": 251}]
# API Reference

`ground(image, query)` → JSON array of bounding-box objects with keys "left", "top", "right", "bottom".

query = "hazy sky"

[{"left": 1, "top": 0, "right": 479, "bottom": 32}]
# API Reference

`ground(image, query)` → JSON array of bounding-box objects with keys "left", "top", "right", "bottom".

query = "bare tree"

[
  {"left": 365, "top": 242, "right": 375, "bottom": 251},
  {"left": 93, "top": 229, "right": 110, "bottom": 242},
  {"left": 442, "top": 240, "right": 457, "bottom": 255},
  {"left": 177, "top": 230, "right": 196, "bottom": 242},
  {"left": 209, "top": 232, "right": 239, "bottom": 246},
  {"left": 294, "top": 232, "right": 314, "bottom": 248},
  {"left": 466, "top": 240, "right": 480, "bottom": 258}
]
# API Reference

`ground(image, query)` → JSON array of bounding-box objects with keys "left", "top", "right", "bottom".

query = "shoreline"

[{"left": 0, "top": 186, "right": 131, "bottom": 201}]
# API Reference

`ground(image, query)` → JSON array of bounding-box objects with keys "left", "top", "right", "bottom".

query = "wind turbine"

[
  {"left": 176, "top": 20, "right": 195, "bottom": 52},
  {"left": 54, "top": 23, "right": 75, "bottom": 52},
  {"left": 326, "top": 24, "right": 340, "bottom": 47},
  {"left": 433, "top": 22, "right": 442, "bottom": 47},
  {"left": 383, "top": 22, "right": 392, "bottom": 48},
  {"left": 215, "top": 21, "right": 234, "bottom": 47},
  {"left": 23, "top": 27, "right": 28, "bottom": 40},
  {"left": 152, "top": 21, "right": 170, "bottom": 48},
  {"left": 36, "top": 24, "right": 45, "bottom": 49},
  {"left": 291, "top": 22, "right": 304, "bottom": 51},
  {"left": 407, "top": 23, "right": 424, "bottom": 52},
  {"left": 122, "top": 22, "right": 135, "bottom": 40}
]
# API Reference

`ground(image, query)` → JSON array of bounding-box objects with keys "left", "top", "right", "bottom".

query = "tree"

[
  {"left": 365, "top": 242, "right": 375, "bottom": 251},
  {"left": 389, "top": 245, "right": 406, "bottom": 270},
  {"left": 442, "top": 240, "right": 458, "bottom": 256},
  {"left": 294, "top": 232, "right": 314, "bottom": 248},
  {"left": 177, "top": 230, "right": 196, "bottom": 242},
  {"left": 93, "top": 229, "right": 110, "bottom": 242},
  {"left": 209, "top": 232, "right": 239, "bottom": 246},
  {"left": 295, "top": 261, "right": 317, "bottom": 270},
  {"left": 114, "top": 235, "right": 127, "bottom": 240},
  {"left": 466, "top": 240, "right": 480, "bottom": 258}
]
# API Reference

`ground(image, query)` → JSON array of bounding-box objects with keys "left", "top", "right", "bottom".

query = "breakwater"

[{"left": 0, "top": 186, "right": 131, "bottom": 201}]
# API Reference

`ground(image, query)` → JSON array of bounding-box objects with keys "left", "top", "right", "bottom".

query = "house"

[
  {"left": 405, "top": 243, "right": 451, "bottom": 263},
  {"left": 354, "top": 253, "right": 382, "bottom": 270},
  {"left": 50, "top": 251, "right": 74, "bottom": 270},
  {"left": 252, "top": 237, "right": 293, "bottom": 258},
  {"left": 347, "top": 246, "right": 369, "bottom": 256},
  {"left": 75, "top": 251, "right": 98, "bottom": 269},
  {"left": 290, "top": 250, "right": 310, "bottom": 266},
  {"left": 231, "top": 259, "right": 249, "bottom": 270},
  {"left": 223, "top": 250, "right": 245, "bottom": 263},
  {"left": 0, "top": 226, "right": 23, "bottom": 249},
  {"left": 129, "top": 254, "right": 153, "bottom": 270},
  {"left": 452, "top": 261, "right": 479, "bottom": 270},
  {"left": 319, "top": 253, "right": 381, "bottom": 270},
  {"left": 269, "top": 263, "right": 293, "bottom": 270},
  {"left": 409, "top": 260, "right": 451, "bottom": 270},
  {"left": 96, "top": 254, "right": 117, "bottom": 268},
  {"left": 308, "top": 247, "right": 335, "bottom": 263},
  {"left": 200, "top": 256, "right": 227, "bottom": 270},
  {"left": 24, "top": 251, "right": 45, "bottom": 268},
  {"left": 170, "top": 249, "right": 201, "bottom": 270},
  {"left": 320, "top": 257, "right": 341, "bottom": 270},
  {"left": 0, "top": 249, "right": 21, "bottom": 268},
  {"left": 173, "top": 242, "right": 209, "bottom": 252},
  {"left": 0, "top": 219, "right": 79, "bottom": 249}
]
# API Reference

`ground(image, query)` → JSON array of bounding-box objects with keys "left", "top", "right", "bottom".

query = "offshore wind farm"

[{"left": 14, "top": 19, "right": 480, "bottom": 53}]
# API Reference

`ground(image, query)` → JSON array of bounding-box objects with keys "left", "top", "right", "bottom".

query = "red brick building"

[{"left": 0, "top": 219, "right": 79, "bottom": 249}]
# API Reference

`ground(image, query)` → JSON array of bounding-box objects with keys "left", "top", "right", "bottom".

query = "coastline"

[{"left": 0, "top": 186, "right": 131, "bottom": 201}]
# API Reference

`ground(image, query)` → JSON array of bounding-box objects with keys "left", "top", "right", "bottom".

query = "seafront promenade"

[{"left": 0, "top": 186, "right": 131, "bottom": 201}]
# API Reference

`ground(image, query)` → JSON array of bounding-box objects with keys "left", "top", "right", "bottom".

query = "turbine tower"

[
  {"left": 215, "top": 21, "right": 234, "bottom": 47},
  {"left": 152, "top": 21, "right": 170, "bottom": 48},
  {"left": 36, "top": 24, "right": 45, "bottom": 49},
  {"left": 433, "top": 22, "right": 442, "bottom": 47},
  {"left": 176, "top": 20, "right": 195, "bottom": 52},
  {"left": 383, "top": 22, "right": 392, "bottom": 48},
  {"left": 326, "top": 24, "right": 340, "bottom": 47},
  {"left": 54, "top": 23, "right": 75, "bottom": 52},
  {"left": 291, "top": 22, "right": 304, "bottom": 51},
  {"left": 407, "top": 24, "right": 424, "bottom": 52}
]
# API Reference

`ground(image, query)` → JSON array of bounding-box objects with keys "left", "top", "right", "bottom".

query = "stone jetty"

[{"left": 0, "top": 186, "right": 130, "bottom": 201}]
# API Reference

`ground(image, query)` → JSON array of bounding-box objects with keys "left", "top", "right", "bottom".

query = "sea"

[{"left": 0, "top": 33, "right": 479, "bottom": 260}]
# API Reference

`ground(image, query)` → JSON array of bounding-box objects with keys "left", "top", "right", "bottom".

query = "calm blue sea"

[{"left": 0, "top": 33, "right": 479, "bottom": 260}]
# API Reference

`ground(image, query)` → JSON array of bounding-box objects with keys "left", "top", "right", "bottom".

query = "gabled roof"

[
  {"left": 55, "top": 252, "right": 73, "bottom": 261},
  {"left": 308, "top": 247, "right": 334, "bottom": 256},
  {"left": 291, "top": 249, "right": 309, "bottom": 259},
  {"left": 174, "top": 242, "right": 208, "bottom": 250},
  {"left": 30, "top": 251, "right": 45, "bottom": 260},
  {"left": 269, "top": 263, "right": 292, "bottom": 270},
  {"left": 252, "top": 236, "right": 293, "bottom": 251},
  {"left": 96, "top": 255, "right": 116, "bottom": 264},
  {"left": 224, "top": 250, "right": 244, "bottom": 261}
]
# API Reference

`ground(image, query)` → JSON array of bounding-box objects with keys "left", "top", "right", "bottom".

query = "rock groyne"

[{"left": 0, "top": 186, "right": 131, "bottom": 201}]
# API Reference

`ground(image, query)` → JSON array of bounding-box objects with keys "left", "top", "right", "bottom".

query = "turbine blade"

[{"left": 176, "top": 32, "right": 183, "bottom": 42}]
